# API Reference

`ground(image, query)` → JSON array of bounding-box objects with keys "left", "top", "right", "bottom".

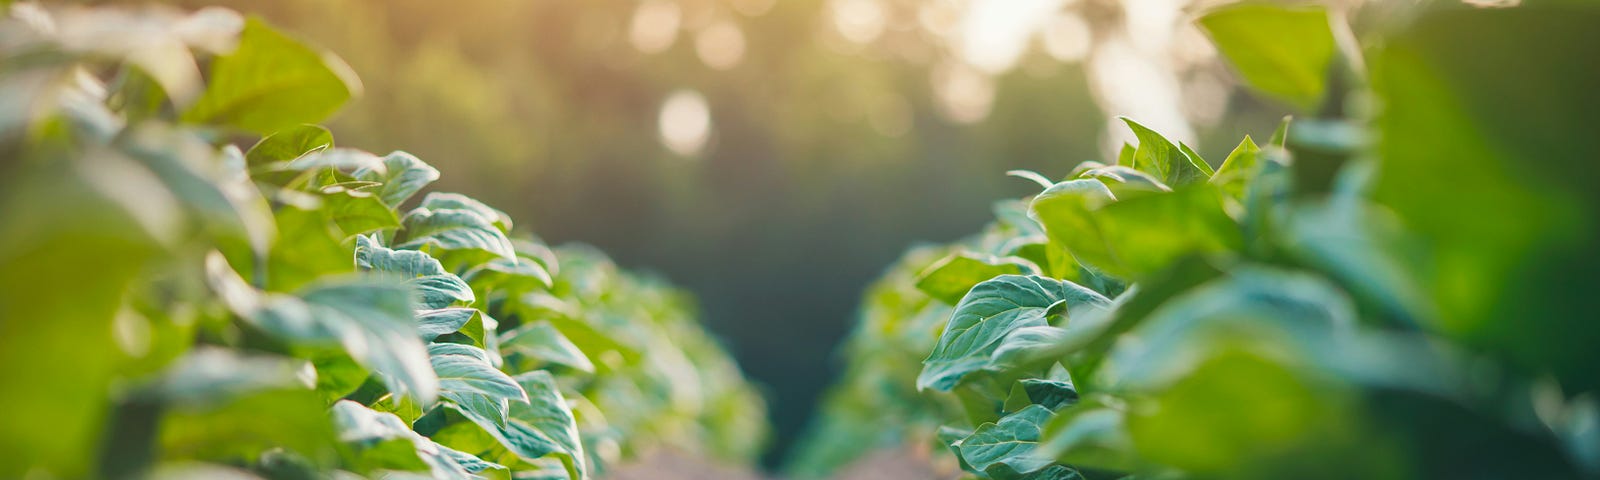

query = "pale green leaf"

[
  {"left": 919, "top": 275, "right": 1109, "bottom": 391},
  {"left": 182, "top": 17, "right": 359, "bottom": 134},
  {"left": 1198, "top": 4, "right": 1336, "bottom": 110}
]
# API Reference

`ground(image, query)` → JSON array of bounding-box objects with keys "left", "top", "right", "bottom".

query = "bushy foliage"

[
  {"left": 0, "top": 4, "right": 766, "bottom": 478},
  {"left": 792, "top": 2, "right": 1600, "bottom": 479}
]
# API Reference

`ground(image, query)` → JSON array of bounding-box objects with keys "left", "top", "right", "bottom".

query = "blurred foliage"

[
  {"left": 794, "top": 0, "right": 1600, "bottom": 478},
  {"left": 0, "top": 3, "right": 765, "bottom": 478}
]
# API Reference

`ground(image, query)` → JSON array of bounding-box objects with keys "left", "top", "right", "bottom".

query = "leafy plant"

[
  {"left": 0, "top": 3, "right": 766, "bottom": 478},
  {"left": 792, "top": 1, "right": 1600, "bottom": 479}
]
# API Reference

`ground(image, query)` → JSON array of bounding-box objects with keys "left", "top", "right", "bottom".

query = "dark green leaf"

[
  {"left": 919, "top": 275, "right": 1109, "bottom": 392},
  {"left": 957, "top": 405, "right": 1057, "bottom": 478}
]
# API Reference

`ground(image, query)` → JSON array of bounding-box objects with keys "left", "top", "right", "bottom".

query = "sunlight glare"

[{"left": 659, "top": 89, "right": 712, "bottom": 156}]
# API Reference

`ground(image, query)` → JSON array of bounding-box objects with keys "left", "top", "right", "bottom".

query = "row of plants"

[
  {"left": 0, "top": 3, "right": 766, "bottom": 479},
  {"left": 791, "top": 1, "right": 1600, "bottom": 478}
]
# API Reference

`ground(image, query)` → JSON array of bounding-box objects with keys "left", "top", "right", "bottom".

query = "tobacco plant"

[
  {"left": 0, "top": 4, "right": 766, "bottom": 479},
  {"left": 793, "top": 1, "right": 1600, "bottom": 479}
]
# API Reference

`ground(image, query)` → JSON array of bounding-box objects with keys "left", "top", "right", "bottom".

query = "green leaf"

[
  {"left": 1017, "top": 378, "right": 1079, "bottom": 412},
  {"left": 1120, "top": 117, "right": 1211, "bottom": 187},
  {"left": 320, "top": 187, "right": 398, "bottom": 237},
  {"left": 183, "top": 17, "right": 358, "bottom": 132},
  {"left": 1033, "top": 183, "right": 1240, "bottom": 280},
  {"left": 463, "top": 256, "right": 554, "bottom": 297},
  {"left": 182, "top": 17, "right": 359, "bottom": 134},
  {"left": 1269, "top": 116, "right": 1291, "bottom": 148},
  {"left": 415, "top": 308, "right": 479, "bottom": 342},
  {"left": 1198, "top": 4, "right": 1336, "bottom": 111},
  {"left": 500, "top": 320, "right": 595, "bottom": 374},
  {"left": 419, "top": 192, "right": 513, "bottom": 233},
  {"left": 1074, "top": 164, "right": 1171, "bottom": 199},
  {"left": 1178, "top": 142, "right": 1215, "bottom": 176},
  {"left": 956, "top": 405, "right": 1057, "bottom": 479},
  {"left": 431, "top": 344, "right": 528, "bottom": 428},
  {"left": 444, "top": 371, "right": 588, "bottom": 479},
  {"left": 1116, "top": 143, "right": 1135, "bottom": 167},
  {"left": 353, "top": 151, "right": 440, "bottom": 209},
  {"left": 914, "top": 253, "right": 1030, "bottom": 305},
  {"left": 397, "top": 207, "right": 517, "bottom": 265},
  {"left": 1209, "top": 136, "right": 1261, "bottom": 201},
  {"left": 919, "top": 275, "right": 1109, "bottom": 392},
  {"left": 246, "top": 124, "right": 332, "bottom": 167},
  {"left": 355, "top": 236, "right": 474, "bottom": 309},
  {"left": 138, "top": 347, "right": 308, "bottom": 407},
  {"left": 330, "top": 401, "right": 474, "bottom": 478},
  {"left": 1037, "top": 400, "right": 1135, "bottom": 471},
  {"left": 206, "top": 254, "right": 439, "bottom": 403}
]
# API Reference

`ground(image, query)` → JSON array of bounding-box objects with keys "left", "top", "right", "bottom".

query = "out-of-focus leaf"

[
  {"left": 500, "top": 320, "right": 595, "bottom": 374},
  {"left": 182, "top": 17, "right": 358, "bottom": 134},
  {"left": 330, "top": 401, "right": 474, "bottom": 478},
  {"left": 245, "top": 124, "right": 332, "bottom": 167},
  {"left": 206, "top": 254, "right": 438, "bottom": 403},
  {"left": 1198, "top": 4, "right": 1337, "bottom": 110},
  {"left": 914, "top": 253, "right": 1030, "bottom": 305},
  {"left": 919, "top": 275, "right": 1109, "bottom": 392}
]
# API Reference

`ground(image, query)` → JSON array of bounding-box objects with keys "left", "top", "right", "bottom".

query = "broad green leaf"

[
  {"left": 989, "top": 326, "right": 1071, "bottom": 372},
  {"left": 329, "top": 401, "right": 474, "bottom": 478},
  {"left": 1034, "top": 181, "right": 1239, "bottom": 280},
  {"left": 1100, "top": 266, "right": 1355, "bottom": 390},
  {"left": 353, "top": 151, "right": 440, "bottom": 209},
  {"left": 158, "top": 390, "right": 339, "bottom": 471},
  {"left": 500, "top": 320, "right": 595, "bottom": 374},
  {"left": 320, "top": 187, "right": 398, "bottom": 237},
  {"left": 919, "top": 275, "right": 1109, "bottom": 391},
  {"left": 444, "top": 371, "right": 588, "bottom": 480},
  {"left": 206, "top": 254, "right": 438, "bottom": 403},
  {"left": 431, "top": 344, "right": 528, "bottom": 428},
  {"left": 356, "top": 236, "right": 474, "bottom": 309},
  {"left": 415, "top": 308, "right": 479, "bottom": 342},
  {"left": 464, "top": 256, "right": 554, "bottom": 297},
  {"left": 1017, "top": 378, "right": 1079, "bottom": 412},
  {"left": 1198, "top": 4, "right": 1336, "bottom": 111},
  {"left": 1120, "top": 117, "right": 1210, "bottom": 187},
  {"left": 182, "top": 17, "right": 359, "bottom": 134},
  {"left": 956, "top": 405, "right": 1057, "bottom": 479},
  {"left": 138, "top": 347, "right": 307, "bottom": 407},
  {"left": 419, "top": 192, "right": 513, "bottom": 233},
  {"left": 1037, "top": 400, "right": 1135, "bottom": 471},
  {"left": 1026, "top": 179, "right": 1118, "bottom": 275},
  {"left": 914, "top": 253, "right": 1029, "bottom": 305},
  {"left": 397, "top": 207, "right": 517, "bottom": 265},
  {"left": 245, "top": 124, "right": 332, "bottom": 167},
  {"left": 1115, "top": 143, "right": 1135, "bottom": 167},
  {"left": 1209, "top": 136, "right": 1261, "bottom": 200}
]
